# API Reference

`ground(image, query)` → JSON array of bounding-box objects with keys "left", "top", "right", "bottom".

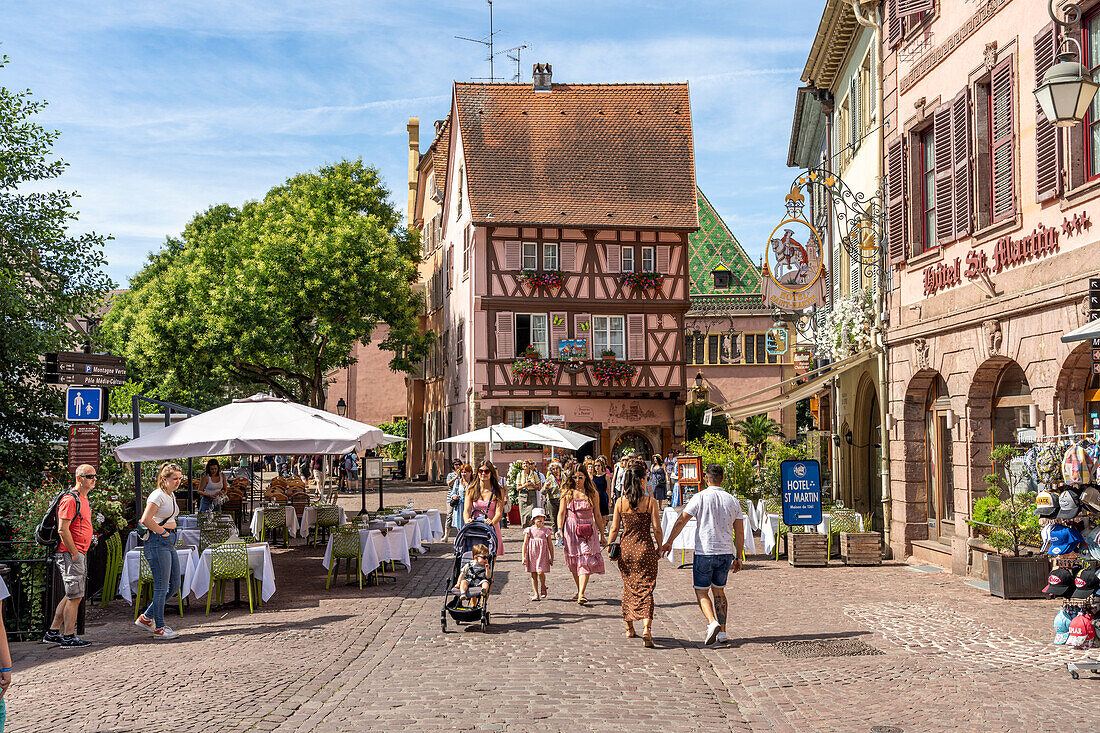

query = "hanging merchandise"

[{"left": 1054, "top": 607, "right": 1074, "bottom": 645}]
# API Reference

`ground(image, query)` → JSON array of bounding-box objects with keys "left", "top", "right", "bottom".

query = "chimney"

[{"left": 533, "top": 63, "right": 552, "bottom": 92}]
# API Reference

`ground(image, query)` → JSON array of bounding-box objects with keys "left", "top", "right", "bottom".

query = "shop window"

[
  {"left": 593, "top": 315, "right": 625, "bottom": 359},
  {"left": 515, "top": 314, "right": 548, "bottom": 358},
  {"left": 521, "top": 242, "right": 538, "bottom": 270},
  {"left": 622, "top": 246, "right": 635, "bottom": 273},
  {"left": 641, "top": 246, "right": 656, "bottom": 272}
]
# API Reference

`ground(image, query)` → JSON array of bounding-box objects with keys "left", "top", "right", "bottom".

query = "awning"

[
  {"left": 1061, "top": 317, "right": 1100, "bottom": 343},
  {"left": 720, "top": 350, "right": 876, "bottom": 422}
]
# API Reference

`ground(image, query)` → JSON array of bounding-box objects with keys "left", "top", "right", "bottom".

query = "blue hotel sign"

[{"left": 781, "top": 459, "right": 822, "bottom": 526}]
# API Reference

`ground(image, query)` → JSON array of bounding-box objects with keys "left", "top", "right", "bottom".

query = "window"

[
  {"left": 442, "top": 330, "right": 449, "bottom": 368},
  {"left": 621, "top": 247, "right": 635, "bottom": 273},
  {"left": 838, "top": 97, "right": 851, "bottom": 167},
  {"left": 687, "top": 332, "right": 705, "bottom": 364},
  {"left": 742, "top": 334, "right": 779, "bottom": 365},
  {"left": 543, "top": 242, "right": 559, "bottom": 271},
  {"left": 515, "top": 314, "right": 548, "bottom": 358},
  {"left": 1085, "top": 14, "right": 1100, "bottom": 181},
  {"left": 592, "top": 315, "right": 625, "bottom": 359},
  {"left": 456, "top": 166, "right": 464, "bottom": 219},
  {"left": 522, "top": 242, "right": 538, "bottom": 270},
  {"left": 919, "top": 128, "right": 936, "bottom": 252},
  {"left": 463, "top": 225, "right": 471, "bottom": 274},
  {"left": 861, "top": 52, "right": 875, "bottom": 132},
  {"left": 706, "top": 334, "right": 720, "bottom": 365},
  {"left": 503, "top": 408, "right": 543, "bottom": 448},
  {"left": 641, "top": 246, "right": 656, "bottom": 272},
  {"left": 456, "top": 321, "right": 465, "bottom": 363}
]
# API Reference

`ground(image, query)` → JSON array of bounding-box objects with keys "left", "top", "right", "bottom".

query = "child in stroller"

[{"left": 454, "top": 543, "right": 492, "bottom": 608}]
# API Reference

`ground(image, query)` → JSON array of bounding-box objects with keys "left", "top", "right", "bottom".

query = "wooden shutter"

[
  {"left": 849, "top": 255, "right": 861, "bottom": 295},
  {"left": 495, "top": 311, "right": 514, "bottom": 359},
  {"left": 897, "top": 0, "right": 934, "bottom": 17},
  {"left": 887, "top": 0, "right": 902, "bottom": 48},
  {"left": 573, "top": 313, "right": 591, "bottom": 358},
  {"left": 1035, "top": 24, "right": 1063, "bottom": 202},
  {"left": 832, "top": 236, "right": 841, "bottom": 299},
  {"left": 627, "top": 314, "right": 645, "bottom": 360},
  {"left": 887, "top": 137, "right": 907, "bottom": 266},
  {"left": 952, "top": 88, "right": 972, "bottom": 239},
  {"left": 605, "top": 244, "right": 621, "bottom": 273},
  {"left": 656, "top": 245, "right": 670, "bottom": 273},
  {"left": 550, "top": 312, "right": 568, "bottom": 356},
  {"left": 504, "top": 241, "right": 521, "bottom": 270},
  {"left": 991, "top": 56, "right": 1015, "bottom": 223},
  {"left": 933, "top": 103, "right": 954, "bottom": 245},
  {"left": 849, "top": 77, "right": 861, "bottom": 150},
  {"left": 560, "top": 242, "right": 575, "bottom": 271}
]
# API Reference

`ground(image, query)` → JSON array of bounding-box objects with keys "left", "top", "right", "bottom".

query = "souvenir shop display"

[{"left": 1030, "top": 432, "right": 1100, "bottom": 679}]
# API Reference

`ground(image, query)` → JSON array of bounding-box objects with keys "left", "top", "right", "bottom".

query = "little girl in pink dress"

[{"left": 523, "top": 509, "right": 554, "bottom": 601}]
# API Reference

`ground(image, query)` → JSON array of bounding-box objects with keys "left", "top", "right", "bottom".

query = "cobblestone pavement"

[{"left": 6, "top": 481, "right": 1100, "bottom": 732}]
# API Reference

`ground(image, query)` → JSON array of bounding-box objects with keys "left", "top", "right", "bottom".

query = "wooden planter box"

[
  {"left": 788, "top": 532, "right": 828, "bottom": 567},
  {"left": 840, "top": 532, "right": 882, "bottom": 566},
  {"left": 986, "top": 554, "right": 1049, "bottom": 599}
]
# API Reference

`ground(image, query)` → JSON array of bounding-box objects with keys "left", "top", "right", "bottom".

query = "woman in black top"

[{"left": 591, "top": 456, "right": 611, "bottom": 523}]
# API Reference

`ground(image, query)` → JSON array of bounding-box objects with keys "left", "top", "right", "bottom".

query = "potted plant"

[
  {"left": 600, "top": 349, "right": 617, "bottom": 361},
  {"left": 592, "top": 360, "right": 636, "bottom": 384},
  {"left": 967, "top": 445, "right": 1047, "bottom": 599}
]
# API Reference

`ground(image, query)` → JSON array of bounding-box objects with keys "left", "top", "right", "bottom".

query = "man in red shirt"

[{"left": 43, "top": 464, "right": 95, "bottom": 649}]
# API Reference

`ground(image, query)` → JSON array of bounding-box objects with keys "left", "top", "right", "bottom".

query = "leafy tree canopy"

[
  {"left": 102, "top": 160, "right": 428, "bottom": 409},
  {"left": 0, "top": 54, "right": 112, "bottom": 489}
]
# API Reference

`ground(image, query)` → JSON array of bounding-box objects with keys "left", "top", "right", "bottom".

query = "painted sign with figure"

[
  {"left": 557, "top": 338, "right": 588, "bottom": 360},
  {"left": 65, "top": 386, "right": 104, "bottom": 422},
  {"left": 781, "top": 459, "right": 822, "bottom": 526},
  {"left": 766, "top": 327, "right": 789, "bottom": 355},
  {"left": 761, "top": 184, "right": 827, "bottom": 311}
]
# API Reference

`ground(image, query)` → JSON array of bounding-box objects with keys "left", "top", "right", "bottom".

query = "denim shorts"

[{"left": 692, "top": 553, "right": 733, "bottom": 589}]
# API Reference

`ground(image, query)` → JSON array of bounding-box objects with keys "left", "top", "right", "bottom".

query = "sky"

[{"left": 4, "top": 0, "right": 824, "bottom": 287}]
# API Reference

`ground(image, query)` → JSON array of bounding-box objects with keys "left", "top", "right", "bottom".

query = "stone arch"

[
  {"left": 893, "top": 368, "right": 942, "bottom": 555},
  {"left": 1054, "top": 340, "right": 1091, "bottom": 433},
  {"left": 851, "top": 371, "right": 882, "bottom": 529},
  {"left": 966, "top": 356, "right": 1014, "bottom": 504}
]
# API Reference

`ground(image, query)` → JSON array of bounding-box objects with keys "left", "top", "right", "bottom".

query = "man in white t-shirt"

[{"left": 661, "top": 463, "right": 744, "bottom": 646}]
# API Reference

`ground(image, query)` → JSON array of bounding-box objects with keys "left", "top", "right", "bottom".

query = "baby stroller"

[{"left": 441, "top": 518, "right": 498, "bottom": 633}]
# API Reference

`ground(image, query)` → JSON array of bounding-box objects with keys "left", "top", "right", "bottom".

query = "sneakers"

[
  {"left": 41, "top": 629, "right": 62, "bottom": 645},
  {"left": 135, "top": 614, "right": 155, "bottom": 631},
  {"left": 703, "top": 621, "right": 721, "bottom": 646},
  {"left": 59, "top": 635, "right": 92, "bottom": 649},
  {"left": 152, "top": 626, "right": 179, "bottom": 640},
  {"left": 716, "top": 631, "right": 728, "bottom": 644}
]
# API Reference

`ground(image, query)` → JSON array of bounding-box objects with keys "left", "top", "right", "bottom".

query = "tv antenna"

[
  {"left": 500, "top": 44, "right": 529, "bottom": 83},
  {"left": 455, "top": 0, "right": 501, "bottom": 81}
]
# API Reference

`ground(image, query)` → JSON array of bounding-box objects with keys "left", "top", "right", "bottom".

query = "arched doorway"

[
  {"left": 1055, "top": 340, "right": 1092, "bottom": 433},
  {"left": 612, "top": 432, "right": 652, "bottom": 462},
  {"left": 924, "top": 374, "right": 954, "bottom": 544},
  {"left": 850, "top": 373, "right": 882, "bottom": 532}
]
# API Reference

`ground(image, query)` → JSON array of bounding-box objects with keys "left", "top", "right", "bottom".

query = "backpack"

[{"left": 34, "top": 489, "right": 81, "bottom": 552}]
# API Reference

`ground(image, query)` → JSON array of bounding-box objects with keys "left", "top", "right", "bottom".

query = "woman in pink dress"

[
  {"left": 463, "top": 459, "right": 505, "bottom": 555},
  {"left": 556, "top": 463, "right": 605, "bottom": 605}
]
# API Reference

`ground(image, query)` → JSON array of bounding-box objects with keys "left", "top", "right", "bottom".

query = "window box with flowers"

[
  {"left": 517, "top": 270, "right": 565, "bottom": 289},
  {"left": 592, "top": 360, "right": 636, "bottom": 385},
  {"left": 511, "top": 349, "right": 556, "bottom": 381},
  {"left": 820, "top": 290, "right": 875, "bottom": 360},
  {"left": 617, "top": 272, "right": 664, "bottom": 290}
]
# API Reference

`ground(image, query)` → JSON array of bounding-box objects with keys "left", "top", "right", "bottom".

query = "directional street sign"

[
  {"left": 65, "top": 386, "right": 104, "bottom": 422},
  {"left": 46, "top": 351, "right": 128, "bottom": 388},
  {"left": 46, "top": 372, "right": 127, "bottom": 387}
]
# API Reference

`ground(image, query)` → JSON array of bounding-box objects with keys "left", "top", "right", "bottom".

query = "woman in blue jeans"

[{"left": 135, "top": 462, "right": 183, "bottom": 640}]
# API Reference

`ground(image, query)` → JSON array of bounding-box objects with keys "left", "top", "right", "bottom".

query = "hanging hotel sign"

[
  {"left": 922, "top": 222, "right": 1064, "bottom": 296},
  {"left": 761, "top": 186, "right": 827, "bottom": 311}
]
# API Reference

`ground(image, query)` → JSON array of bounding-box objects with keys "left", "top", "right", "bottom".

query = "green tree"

[
  {"left": 731, "top": 414, "right": 784, "bottom": 464},
  {"left": 102, "top": 160, "right": 428, "bottom": 409},
  {"left": 0, "top": 54, "right": 112, "bottom": 508},
  {"left": 685, "top": 401, "right": 729, "bottom": 442}
]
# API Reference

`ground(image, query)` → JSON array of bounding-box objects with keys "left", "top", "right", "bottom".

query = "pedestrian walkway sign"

[
  {"left": 781, "top": 459, "right": 821, "bottom": 526},
  {"left": 65, "top": 386, "right": 104, "bottom": 422}
]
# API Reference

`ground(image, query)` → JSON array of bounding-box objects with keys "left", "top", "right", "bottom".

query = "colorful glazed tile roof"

[{"left": 689, "top": 187, "right": 761, "bottom": 300}]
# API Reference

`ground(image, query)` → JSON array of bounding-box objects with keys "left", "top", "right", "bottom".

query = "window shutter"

[
  {"left": 897, "top": 0, "right": 934, "bottom": 17},
  {"left": 573, "top": 313, "right": 591, "bottom": 358},
  {"left": 495, "top": 311, "right": 514, "bottom": 359},
  {"left": 952, "top": 88, "right": 972, "bottom": 239},
  {"left": 850, "top": 77, "right": 861, "bottom": 151},
  {"left": 849, "top": 256, "right": 861, "bottom": 295},
  {"left": 657, "top": 245, "right": 670, "bottom": 273},
  {"left": 887, "top": 137, "right": 907, "bottom": 266},
  {"left": 887, "top": 0, "right": 902, "bottom": 48},
  {"left": 627, "top": 314, "right": 645, "bottom": 361},
  {"left": 606, "top": 244, "right": 621, "bottom": 273},
  {"left": 831, "top": 239, "right": 841, "bottom": 301},
  {"left": 504, "top": 241, "right": 521, "bottom": 270},
  {"left": 991, "top": 56, "right": 1015, "bottom": 223},
  {"left": 560, "top": 242, "right": 575, "bottom": 271},
  {"left": 1035, "top": 24, "right": 1063, "bottom": 202},
  {"left": 933, "top": 103, "right": 954, "bottom": 245},
  {"left": 550, "top": 312, "right": 568, "bottom": 356}
]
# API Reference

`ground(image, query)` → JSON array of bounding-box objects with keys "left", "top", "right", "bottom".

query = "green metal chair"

[
  {"left": 205, "top": 541, "right": 255, "bottom": 615},
  {"left": 134, "top": 552, "right": 184, "bottom": 619},
  {"left": 311, "top": 505, "right": 341, "bottom": 546},
  {"left": 199, "top": 524, "right": 234, "bottom": 555},
  {"left": 260, "top": 504, "right": 289, "bottom": 548},
  {"left": 774, "top": 513, "right": 808, "bottom": 560},
  {"left": 100, "top": 532, "right": 123, "bottom": 607},
  {"left": 326, "top": 527, "right": 366, "bottom": 589},
  {"left": 826, "top": 510, "right": 861, "bottom": 558}
]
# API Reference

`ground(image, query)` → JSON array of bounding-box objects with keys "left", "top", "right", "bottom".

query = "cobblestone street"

[{"left": 6, "top": 482, "right": 1099, "bottom": 732}]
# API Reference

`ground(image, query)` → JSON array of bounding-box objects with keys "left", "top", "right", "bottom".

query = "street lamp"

[
  {"left": 336, "top": 398, "right": 347, "bottom": 417},
  {"left": 1034, "top": 1, "right": 1099, "bottom": 127}
]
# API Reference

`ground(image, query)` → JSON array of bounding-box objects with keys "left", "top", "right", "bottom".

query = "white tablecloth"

[
  {"left": 0, "top": 576, "right": 9, "bottom": 602},
  {"left": 660, "top": 507, "right": 756, "bottom": 563},
  {"left": 759, "top": 512, "right": 865, "bottom": 555},
  {"left": 249, "top": 506, "right": 300, "bottom": 540},
  {"left": 176, "top": 515, "right": 199, "bottom": 529},
  {"left": 191, "top": 543, "right": 276, "bottom": 602},
  {"left": 127, "top": 528, "right": 202, "bottom": 553},
  {"left": 119, "top": 548, "right": 198, "bottom": 604},
  {"left": 413, "top": 515, "right": 432, "bottom": 548},
  {"left": 379, "top": 526, "right": 412, "bottom": 570},
  {"left": 322, "top": 528, "right": 382, "bottom": 577},
  {"left": 299, "top": 506, "right": 346, "bottom": 538},
  {"left": 425, "top": 509, "right": 444, "bottom": 540},
  {"left": 385, "top": 517, "right": 428, "bottom": 553}
]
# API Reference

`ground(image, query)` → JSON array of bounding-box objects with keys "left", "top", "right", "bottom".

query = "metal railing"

[{"left": 0, "top": 542, "right": 61, "bottom": 641}]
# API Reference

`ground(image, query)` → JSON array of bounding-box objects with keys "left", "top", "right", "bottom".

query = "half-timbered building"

[{"left": 411, "top": 65, "right": 698, "bottom": 466}]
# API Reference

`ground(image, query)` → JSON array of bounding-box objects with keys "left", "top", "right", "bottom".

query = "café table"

[
  {"left": 190, "top": 543, "right": 277, "bottom": 602},
  {"left": 322, "top": 528, "right": 382, "bottom": 578},
  {"left": 299, "top": 505, "right": 346, "bottom": 539},
  {"left": 425, "top": 509, "right": 444, "bottom": 540},
  {"left": 660, "top": 506, "right": 757, "bottom": 564},
  {"left": 759, "top": 512, "right": 864, "bottom": 556},
  {"left": 385, "top": 516, "right": 427, "bottom": 554},
  {"left": 249, "top": 505, "right": 300, "bottom": 540},
  {"left": 126, "top": 528, "right": 201, "bottom": 553},
  {"left": 379, "top": 525, "right": 412, "bottom": 570},
  {"left": 118, "top": 547, "right": 198, "bottom": 604}
]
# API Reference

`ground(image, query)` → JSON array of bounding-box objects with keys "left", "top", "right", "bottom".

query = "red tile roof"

[{"left": 453, "top": 82, "right": 698, "bottom": 230}]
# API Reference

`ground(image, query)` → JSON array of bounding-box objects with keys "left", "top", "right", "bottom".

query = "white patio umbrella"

[
  {"left": 524, "top": 424, "right": 596, "bottom": 452},
  {"left": 1061, "top": 317, "right": 1100, "bottom": 343},
  {"left": 381, "top": 433, "right": 407, "bottom": 445},
  {"left": 437, "top": 423, "right": 563, "bottom": 459},
  {"left": 113, "top": 393, "right": 385, "bottom": 462}
]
